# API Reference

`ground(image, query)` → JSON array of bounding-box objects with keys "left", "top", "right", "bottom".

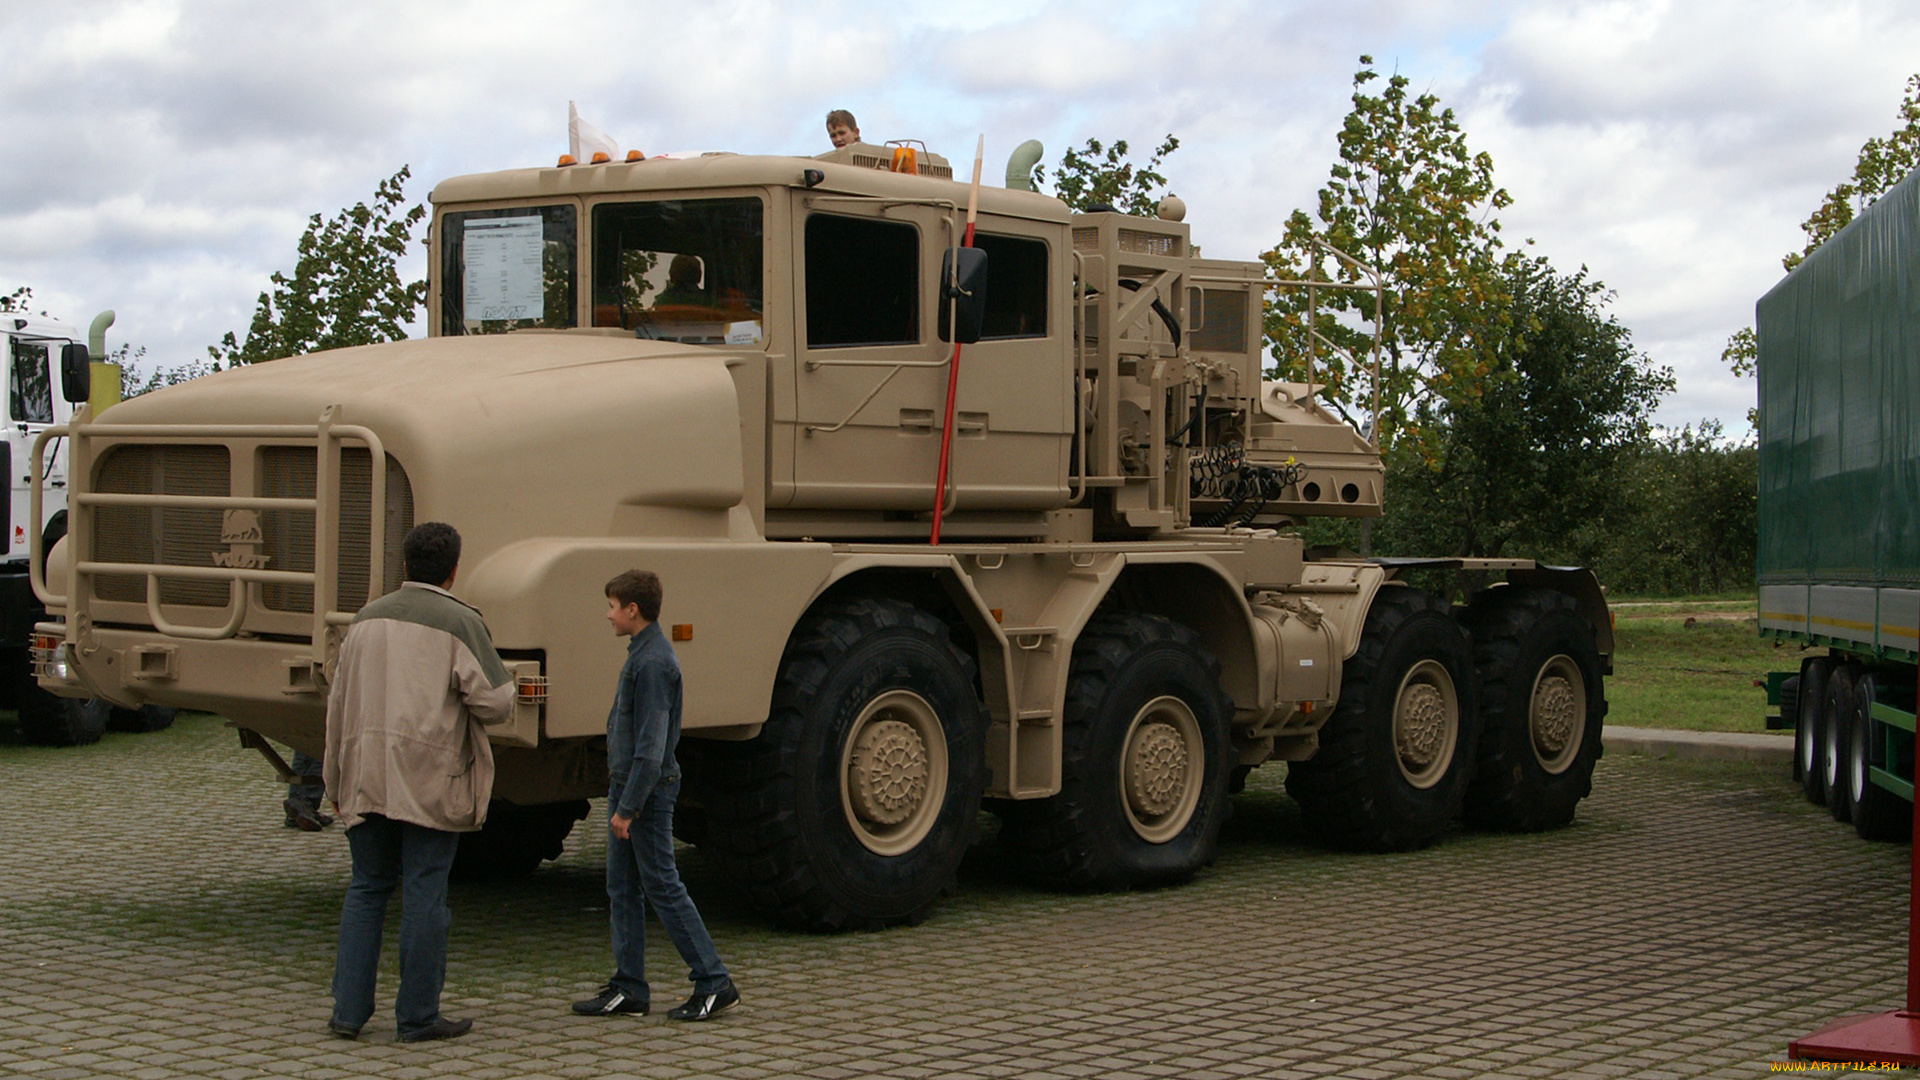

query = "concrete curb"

[{"left": 1602, "top": 725, "right": 1792, "bottom": 767}]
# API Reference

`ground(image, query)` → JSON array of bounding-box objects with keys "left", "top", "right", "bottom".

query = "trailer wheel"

[
  {"left": 1823, "top": 664, "right": 1858, "bottom": 823},
  {"left": 1457, "top": 588, "right": 1607, "bottom": 832},
  {"left": 108, "top": 705, "right": 179, "bottom": 733},
  {"left": 1287, "top": 588, "right": 1477, "bottom": 852},
  {"left": 1798, "top": 657, "right": 1833, "bottom": 805},
  {"left": 450, "top": 798, "right": 589, "bottom": 881},
  {"left": 1847, "top": 673, "right": 1911, "bottom": 842},
  {"left": 1004, "top": 612, "right": 1232, "bottom": 890},
  {"left": 703, "top": 597, "right": 985, "bottom": 931},
  {"left": 14, "top": 672, "right": 110, "bottom": 746}
]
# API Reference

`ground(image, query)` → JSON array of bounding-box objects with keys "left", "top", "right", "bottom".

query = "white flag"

[{"left": 568, "top": 101, "right": 620, "bottom": 162}]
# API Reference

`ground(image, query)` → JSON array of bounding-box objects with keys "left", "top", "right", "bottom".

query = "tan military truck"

[{"left": 30, "top": 140, "right": 1611, "bottom": 929}]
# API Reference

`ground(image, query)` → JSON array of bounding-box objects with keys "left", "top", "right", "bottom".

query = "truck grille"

[
  {"left": 258, "top": 447, "right": 413, "bottom": 612},
  {"left": 90, "top": 443, "right": 413, "bottom": 615},
  {"left": 93, "top": 445, "right": 231, "bottom": 606}
]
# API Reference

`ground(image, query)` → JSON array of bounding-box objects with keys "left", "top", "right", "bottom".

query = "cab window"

[
  {"left": 806, "top": 214, "right": 919, "bottom": 348},
  {"left": 590, "top": 198, "right": 765, "bottom": 344},
  {"left": 972, "top": 233, "right": 1048, "bottom": 340},
  {"left": 10, "top": 340, "right": 52, "bottom": 424},
  {"left": 439, "top": 205, "right": 578, "bottom": 335}
]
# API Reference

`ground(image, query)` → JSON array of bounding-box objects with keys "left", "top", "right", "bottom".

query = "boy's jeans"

[{"left": 607, "top": 776, "right": 730, "bottom": 1002}]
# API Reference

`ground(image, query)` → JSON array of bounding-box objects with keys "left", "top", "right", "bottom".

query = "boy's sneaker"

[
  {"left": 667, "top": 982, "right": 739, "bottom": 1021},
  {"left": 572, "top": 983, "right": 648, "bottom": 1016}
]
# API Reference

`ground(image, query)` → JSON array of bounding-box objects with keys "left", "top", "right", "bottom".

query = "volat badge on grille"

[{"left": 212, "top": 508, "right": 269, "bottom": 569}]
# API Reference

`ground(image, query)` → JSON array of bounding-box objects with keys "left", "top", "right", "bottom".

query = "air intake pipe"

[{"left": 1005, "top": 140, "right": 1044, "bottom": 191}]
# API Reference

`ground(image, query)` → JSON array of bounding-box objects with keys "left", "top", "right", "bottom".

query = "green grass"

[{"left": 1604, "top": 597, "right": 1803, "bottom": 733}]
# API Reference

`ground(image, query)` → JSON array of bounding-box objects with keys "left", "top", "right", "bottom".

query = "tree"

[
  {"left": 210, "top": 166, "right": 428, "bottom": 364},
  {"left": 1262, "top": 56, "right": 1514, "bottom": 457},
  {"left": 1723, "top": 73, "right": 1920, "bottom": 408},
  {"left": 1585, "top": 422, "right": 1757, "bottom": 596},
  {"left": 1380, "top": 258, "right": 1673, "bottom": 567},
  {"left": 1785, "top": 74, "right": 1920, "bottom": 271},
  {"left": 1, "top": 286, "right": 46, "bottom": 315},
  {"left": 1035, "top": 135, "right": 1180, "bottom": 215}
]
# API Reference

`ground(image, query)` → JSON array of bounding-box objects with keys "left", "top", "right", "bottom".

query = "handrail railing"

[{"left": 30, "top": 406, "right": 387, "bottom": 652}]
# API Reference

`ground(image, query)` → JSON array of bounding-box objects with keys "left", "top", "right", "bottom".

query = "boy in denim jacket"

[{"left": 572, "top": 569, "right": 737, "bottom": 1021}]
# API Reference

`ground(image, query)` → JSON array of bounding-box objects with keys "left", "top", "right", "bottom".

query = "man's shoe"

[
  {"left": 667, "top": 983, "right": 739, "bottom": 1021},
  {"left": 283, "top": 798, "right": 333, "bottom": 832},
  {"left": 572, "top": 982, "right": 648, "bottom": 1016},
  {"left": 326, "top": 1018, "right": 361, "bottom": 1039},
  {"left": 396, "top": 1016, "right": 472, "bottom": 1043}
]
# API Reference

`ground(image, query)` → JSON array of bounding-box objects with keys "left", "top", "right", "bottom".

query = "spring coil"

[{"left": 1189, "top": 443, "right": 1308, "bottom": 527}]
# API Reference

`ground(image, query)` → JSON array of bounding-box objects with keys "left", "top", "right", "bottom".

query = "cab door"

[
  {"left": 783, "top": 202, "right": 1069, "bottom": 512},
  {"left": 6, "top": 333, "right": 63, "bottom": 560}
]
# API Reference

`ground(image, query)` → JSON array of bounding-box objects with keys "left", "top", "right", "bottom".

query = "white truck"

[{"left": 4, "top": 309, "right": 171, "bottom": 743}]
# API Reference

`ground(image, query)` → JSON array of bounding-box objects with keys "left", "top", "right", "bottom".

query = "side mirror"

[
  {"left": 58, "top": 343, "right": 91, "bottom": 405},
  {"left": 939, "top": 247, "right": 989, "bottom": 345}
]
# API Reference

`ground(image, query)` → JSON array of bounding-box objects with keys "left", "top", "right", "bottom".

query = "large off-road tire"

[
  {"left": 1002, "top": 612, "right": 1233, "bottom": 891},
  {"left": 1798, "top": 657, "right": 1833, "bottom": 805},
  {"left": 1823, "top": 664, "right": 1858, "bottom": 823},
  {"left": 14, "top": 668, "right": 110, "bottom": 746},
  {"left": 1847, "top": 673, "right": 1912, "bottom": 842},
  {"left": 700, "top": 597, "right": 986, "bottom": 931},
  {"left": 1287, "top": 588, "right": 1478, "bottom": 852},
  {"left": 450, "top": 798, "right": 590, "bottom": 881},
  {"left": 108, "top": 705, "right": 179, "bottom": 733},
  {"left": 1457, "top": 588, "right": 1607, "bottom": 833}
]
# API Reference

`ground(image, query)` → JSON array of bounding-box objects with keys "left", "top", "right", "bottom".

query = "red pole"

[{"left": 931, "top": 136, "right": 984, "bottom": 546}]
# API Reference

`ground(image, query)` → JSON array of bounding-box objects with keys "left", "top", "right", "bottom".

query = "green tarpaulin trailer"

[{"left": 1757, "top": 164, "right": 1920, "bottom": 841}]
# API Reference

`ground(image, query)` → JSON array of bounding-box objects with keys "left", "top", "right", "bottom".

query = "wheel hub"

[
  {"left": 838, "top": 689, "right": 949, "bottom": 857},
  {"left": 1529, "top": 656, "right": 1586, "bottom": 773},
  {"left": 1392, "top": 659, "right": 1459, "bottom": 789},
  {"left": 1531, "top": 677, "right": 1576, "bottom": 757},
  {"left": 1396, "top": 683, "right": 1448, "bottom": 770},
  {"left": 1125, "top": 720, "right": 1190, "bottom": 820},
  {"left": 849, "top": 719, "right": 930, "bottom": 826},
  {"left": 1119, "top": 696, "right": 1206, "bottom": 844}
]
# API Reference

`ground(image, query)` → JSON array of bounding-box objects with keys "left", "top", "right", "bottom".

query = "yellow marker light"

[{"left": 672, "top": 624, "right": 694, "bottom": 642}]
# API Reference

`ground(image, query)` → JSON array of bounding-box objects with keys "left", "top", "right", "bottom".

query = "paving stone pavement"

[{"left": 3, "top": 714, "right": 1916, "bottom": 1080}]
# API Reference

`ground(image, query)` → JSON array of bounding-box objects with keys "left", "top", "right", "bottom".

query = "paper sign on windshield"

[{"left": 464, "top": 217, "right": 545, "bottom": 322}]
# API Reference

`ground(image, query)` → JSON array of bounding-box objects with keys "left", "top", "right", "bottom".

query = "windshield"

[
  {"left": 439, "top": 205, "right": 578, "bottom": 335},
  {"left": 590, "top": 197, "right": 765, "bottom": 346}
]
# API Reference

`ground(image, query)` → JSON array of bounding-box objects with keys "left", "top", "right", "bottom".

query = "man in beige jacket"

[{"left": 323, "top": 522, "right": 515, "bottom": 1043}]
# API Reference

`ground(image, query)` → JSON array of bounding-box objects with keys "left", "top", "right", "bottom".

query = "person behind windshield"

[{"left": 655, "top": 255, "right": 706, "bottom": 307}]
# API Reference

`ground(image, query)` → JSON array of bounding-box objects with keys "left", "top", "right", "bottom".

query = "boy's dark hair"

[
  {"left": 825, "top": 108, "right": 857, "bottom": 131},
  {"left": 403, "top": 522, "right": 461, "bottom": 585},
  {"left": 605, "top": 569, "right": 663, "bottom": 623}
]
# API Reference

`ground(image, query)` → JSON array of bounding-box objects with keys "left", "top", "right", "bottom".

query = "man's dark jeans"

[
  {"left": 332, "top": 814, "right": 461, "bottom": 1036},
  {"left": 607, "top": 777, "right": 730, "bottom": 1003}
]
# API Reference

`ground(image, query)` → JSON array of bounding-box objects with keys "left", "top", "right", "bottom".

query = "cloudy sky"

[{"left": 7, "top": 0, "right": 1920, "bottom": 437}]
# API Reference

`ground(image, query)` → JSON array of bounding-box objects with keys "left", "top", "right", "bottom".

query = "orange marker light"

[
  {"left": 991, "top": 609, "right": 1003, "bottom": 623},
  {"left": 557, "top": 154, "right": 578, "bottom": 166},
  {"left": 626, "top": 149, "right": 646, "bottom": 161},
  {"left": 889, "top": 146, "right": 919, "bottom": 174},
  {"left": 590, "top": 151, "right": 611, "bottom": 164},
  {"left": 672, "top": 624, "right": 694, "bottom": 642}
]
